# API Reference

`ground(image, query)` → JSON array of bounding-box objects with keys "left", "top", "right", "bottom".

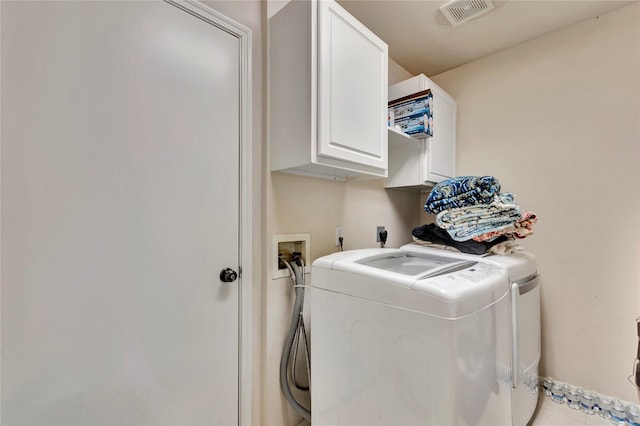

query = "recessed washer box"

[{"left": 272, "top": 233, "right": 311, "bottom": 279}]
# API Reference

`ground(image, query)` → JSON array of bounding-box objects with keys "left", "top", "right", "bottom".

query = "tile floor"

[
  {"left": 531, "top": 394, "right": 615, "bottom": 426},
  {"left": 296, "top": 393, "right": 620, "bottom": 425}
]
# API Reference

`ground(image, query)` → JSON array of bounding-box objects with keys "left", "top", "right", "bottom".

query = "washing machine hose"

[{"left": 280, "top": 257, "right": 311, "bottom": 422}]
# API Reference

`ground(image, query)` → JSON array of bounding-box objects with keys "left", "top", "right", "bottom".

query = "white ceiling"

[{"left": 337, "top": 0, "right": 637, "bottom": 76}]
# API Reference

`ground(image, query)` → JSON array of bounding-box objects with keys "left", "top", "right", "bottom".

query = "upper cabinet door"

[{"left": 317, "top": 1, "right": 388, "bottom": 171}]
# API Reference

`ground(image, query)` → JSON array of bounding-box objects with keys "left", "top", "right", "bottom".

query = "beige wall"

[{"left": 430, "top": 3, "right": 640, "bottom": 402}]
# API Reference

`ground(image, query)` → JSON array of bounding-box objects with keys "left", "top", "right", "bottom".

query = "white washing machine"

[
  {"left": 401, "top": 242, "right": 541, "bottom": 426},
  {"left": 311, "top": 248, "right": 513, "bottom": 426}
]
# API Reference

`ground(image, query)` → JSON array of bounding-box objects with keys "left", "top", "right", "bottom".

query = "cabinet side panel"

[
  {"left": 425, "top": 82, "right": 456, "bottom": 183},
  {"left": 385, "top": 131, "right": 423, "bottom": 188},
  {"left": 269, "top": 1, "right": 312, "bottom": 171}
]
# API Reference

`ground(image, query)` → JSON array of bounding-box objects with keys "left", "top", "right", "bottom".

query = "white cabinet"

[
  {"left": 385, "top": 74, "right": 456, "bottom": 189},
  {"left": 270, "top": 0, "right": 388, "bottom": 181}
]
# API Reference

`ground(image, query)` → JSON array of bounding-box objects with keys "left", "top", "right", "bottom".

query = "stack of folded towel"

[{"left": 412, "top": 176, "right": 537, "bottom": 255}]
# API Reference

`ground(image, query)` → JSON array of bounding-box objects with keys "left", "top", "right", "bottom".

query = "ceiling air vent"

[{"left": 440, "top": 0, "right": 495, "bottom": 26}]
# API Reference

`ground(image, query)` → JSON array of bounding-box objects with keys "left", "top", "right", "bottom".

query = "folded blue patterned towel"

[
  {"left": 435, "top": 193, "right": 521, "bottom": 242},
  {"left": 424, "top": 176, "right": 501, "bottom": 214}
]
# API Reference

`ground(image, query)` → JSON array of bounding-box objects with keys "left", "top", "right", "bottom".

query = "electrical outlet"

[
  {"left": 335, "top": 226, "right": 343, "bottom": 246},
  {"left": 376, "top": 226, "right": 386, "bottom": 242}
]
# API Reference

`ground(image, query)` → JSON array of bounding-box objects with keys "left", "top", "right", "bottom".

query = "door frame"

[{"left": 164, "top": 1, "right": 253, "bottom": 424}]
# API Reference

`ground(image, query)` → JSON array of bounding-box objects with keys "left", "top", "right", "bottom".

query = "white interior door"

[{"left": 1, "top": 1, "right": 241, "bottom": 424}]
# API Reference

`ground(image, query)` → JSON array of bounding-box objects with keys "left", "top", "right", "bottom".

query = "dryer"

[
  {"left": 401, "top": 242, "right": 541, "bottom": 426},
  {"left": 311, "top": 248, "right": 512, "bottom": 426}
]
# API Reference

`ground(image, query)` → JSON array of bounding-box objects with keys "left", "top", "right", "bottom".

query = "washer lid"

[
  {"left": 356, "top": 252, "right": 475, "bottom": 277},
  {"left": 328, "top": 250, "right": 479, "bottom": 288}
]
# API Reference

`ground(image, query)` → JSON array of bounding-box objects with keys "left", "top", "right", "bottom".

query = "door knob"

[{"left": 219, "top": 268, "right": 238, "bottom": 283}]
